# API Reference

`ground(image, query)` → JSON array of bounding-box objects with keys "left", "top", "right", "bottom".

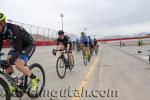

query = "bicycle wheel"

[
  {"left": 56, "top": 56, "right": 66, "bottom": 79},
  {"left": 69, "top": 54, "right": 74, "bottom": 71},
  {"left": 83, "top": 52, "right": 88, "bottom": 65},
  {"left": 27, "top": 63, "right": 45, "bottom": 98},
  {"left": 0, "top": 77, "right": 11, "bottom": 100}
]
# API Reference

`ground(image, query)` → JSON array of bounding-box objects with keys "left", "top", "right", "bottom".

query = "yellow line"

[{"left": 71, "top": 56, "right": 99, "bottom": 100}]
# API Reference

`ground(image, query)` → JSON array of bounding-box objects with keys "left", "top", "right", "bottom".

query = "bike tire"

[
  {"left": 83, "top": 53, "right": 88, "bottom": 65},
  {"left": 27, "top": 63, "right": 45, "bottom": 98},
  {"left": 0, "top": 77, "right": 11, "bottom": 100},
  {"left": 56, "top": 56, "right": 67, "bottom": 79}
]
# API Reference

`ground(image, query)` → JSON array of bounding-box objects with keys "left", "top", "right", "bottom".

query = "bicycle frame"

[
  {"left": 0, "top": 57, "right": 31, "bottom": 95},
  {"left": 55, "top": 50, "right": 68, "bottom": 65}
]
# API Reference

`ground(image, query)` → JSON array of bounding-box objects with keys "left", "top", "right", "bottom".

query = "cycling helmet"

[
  {"left": 0, "top": 12, "right": 6, "bottom": 23},
  {"left": 81, "top": 32, "right": 85, "bottom": 35},
  {"left": 58, "top": 30, "right": 64, "bottom": 35}
]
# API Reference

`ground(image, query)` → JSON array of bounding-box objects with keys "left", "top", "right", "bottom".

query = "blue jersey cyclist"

[{"left": 79, "top": 32, "right": 90, "bottom": 58}]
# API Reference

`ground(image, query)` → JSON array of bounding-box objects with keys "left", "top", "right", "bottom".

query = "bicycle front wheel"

[
  {"left": 56, "top": 56, "right": 67, "bottom": 79},
  {"left": 27, "top": 63, "right": 45, "bottom": 98},
  {"left": 0, "top": 77, "right": 11, "bottom": 100}
]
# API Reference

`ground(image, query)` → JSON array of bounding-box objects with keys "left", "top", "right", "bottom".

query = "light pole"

[
  {"left": 60, "top": 14, "right": 64, "bottom": 31},
  {"left": 84, "top": 27, "right": 87, "bottom": 33}
]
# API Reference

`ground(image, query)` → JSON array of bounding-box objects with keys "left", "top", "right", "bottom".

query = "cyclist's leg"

[
  {"left": 67, "top": 45, "right": 73, "bottom": 65},
  {"left": 14, "top": 44, "right": 38, "bottom": 93},
  {"left": 5, "top": 49, "right": 15, "bottom": 75},
  {"left": 80, "top": 44, "right": 84, "bottom": 54},
  {"left": 15, "top": 44, "right": 35, "bottom": 77},
  {"left": 86, "top": 44, "right": 90, "bottom": 56}
]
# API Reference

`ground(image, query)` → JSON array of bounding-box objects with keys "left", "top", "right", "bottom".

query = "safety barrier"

[{"left": 2, "top": 40, "right": 56, "bottom": 48}]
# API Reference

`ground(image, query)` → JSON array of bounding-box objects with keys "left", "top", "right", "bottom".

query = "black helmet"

[{"left": 58, "top": 30, "right": 64, "bottom": 35}]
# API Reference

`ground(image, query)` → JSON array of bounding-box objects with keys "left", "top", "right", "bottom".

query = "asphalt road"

[{"left": 1, "top": 44, "right": 150, "bottom": 100}]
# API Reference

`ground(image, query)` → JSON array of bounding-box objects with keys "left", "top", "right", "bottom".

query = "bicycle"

[
  {"left": 81, "top": 46, "right": 90, "bottom": 65},
  {"left": 94, "top": 44, "right": 99, "bottom": 55},
  {"left": 53, "top": 49, "right": 74, "bottom": 79},
  {"left": 0, "top": 53, "right": 45, "bottom": 100}
]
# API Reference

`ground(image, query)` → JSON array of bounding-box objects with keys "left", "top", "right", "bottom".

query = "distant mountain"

[
  {"left": 100, "top": 32, "right": 150, "bottom": 40},
  {"left": 133, "top": 32, "right": 150, "bottom": 37},
  {"left": 101, "top": 35, "right": 129, "bottom": 39}
]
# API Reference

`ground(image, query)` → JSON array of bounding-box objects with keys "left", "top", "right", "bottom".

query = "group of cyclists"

[
  {"left": 75, "top": 32, "right": 98, "bottom": 56},
  {"left": 0, "top": 12, "right": 99, "bottom": 97}
]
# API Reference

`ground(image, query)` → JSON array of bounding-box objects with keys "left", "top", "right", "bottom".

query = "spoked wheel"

[
  {"left": 0, "top": 77, "right": 11, "bottom": 100},
  {"left": 27, "top": 63, "right": 45, "bottom": 98},
  {"left": 56, "top": 57, "right": 66, "bottom": 79},
  {"left": 68, "top": 54, "right": 74, "bottom": 71}
]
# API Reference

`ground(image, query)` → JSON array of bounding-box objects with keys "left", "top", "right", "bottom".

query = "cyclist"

[
  {"left": 79, "top": 32, "right": 90, "bottom": 61},
  {"left": 93, "top": 38, "right": 99, "bottom": 52},
  {"left": 88, "top": 36, "right": 94, "bottom": 54},
  {"left": 76, "top": 38, "right": 80, "bottom": 52},
  {"left": 0, "top": 12, "right": 38, "bottom": 94},
  {"left": 53, "top": 30, "right": 73, "bottom": 70},
  {"left": 94, "top": 38, "right": 98, "bottom": 47}
]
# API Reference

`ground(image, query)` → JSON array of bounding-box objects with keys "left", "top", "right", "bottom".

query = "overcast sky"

[{"left": 1, "top": 0, "right": 150, "bottom": 38}]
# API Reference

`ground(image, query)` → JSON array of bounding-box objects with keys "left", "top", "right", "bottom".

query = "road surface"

[{"left": 0, "top": 44, "right": 150, "bottom": 100}]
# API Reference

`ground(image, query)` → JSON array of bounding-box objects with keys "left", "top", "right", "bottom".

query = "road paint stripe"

[{"left": 71, "top": 56, "right": 100, "bottom": 100}]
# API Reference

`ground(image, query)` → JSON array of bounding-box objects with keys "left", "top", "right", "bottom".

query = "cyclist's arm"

[
  {"left": 9, "top": 27, "right": 22, "bottom": 62},
  {"left": 66, "top": 36, "right": 71, "bottom": 52}
]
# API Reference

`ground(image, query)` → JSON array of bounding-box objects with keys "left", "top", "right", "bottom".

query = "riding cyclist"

[
  {"left": 88, "top": 36, "right": 94, "bottom": 54},
  {"left": 79, "top": 32, "right": 90, "bottom": 61},
  {"left": 0, "top": 12, "right": 38, "bottom": 94},
  {"left": 93, "top": 38, "right": 99, "bottom": 53},
  {"left": 53, "top": 30, "right": 74, "bottom": 71},
  {"left": 94, "top": 38, "right": 98, "bottom": 47}
]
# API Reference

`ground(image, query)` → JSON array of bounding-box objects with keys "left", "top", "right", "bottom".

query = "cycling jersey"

[
  {"left": 79, "top": 35, "right": 89, "bottom": 46},
  {"left": 56, "top": 35, "right": 72, "bottom": 51},
  {"left": 0, "top": 23, "right": 35, "bottom": 62}
]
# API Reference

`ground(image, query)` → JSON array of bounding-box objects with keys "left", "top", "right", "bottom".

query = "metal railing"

[{"left": 7, "top": 19, "right": 77, "bottom": 41}]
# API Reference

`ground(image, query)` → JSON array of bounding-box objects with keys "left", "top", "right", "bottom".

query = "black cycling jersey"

[
  {"left": 56, "top": 35, "right": 72, "bottom": 48},
  {"left": 0, "top": 23, "right": 35, "bottom": 62},
  {"left": 94, "top": 40, "right": 97, "bottom": 46}
]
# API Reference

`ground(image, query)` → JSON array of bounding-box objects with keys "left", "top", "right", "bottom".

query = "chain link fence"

[{"left": 7, "top": 19, "right": 77, "bottom": 41}]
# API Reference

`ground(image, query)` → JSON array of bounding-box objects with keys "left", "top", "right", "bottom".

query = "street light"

[{"left": 60, "top": 14, "right": 64, "bottom": 31}]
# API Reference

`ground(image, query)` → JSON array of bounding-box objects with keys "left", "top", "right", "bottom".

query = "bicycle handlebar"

[{"left": 53, "top": 49, "right": 65, "bottom": 52}]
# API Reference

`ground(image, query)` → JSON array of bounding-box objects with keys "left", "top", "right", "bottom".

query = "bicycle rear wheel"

[
  {"left": 56, "top": 56, "right": 66, "bottom": 79},
  {"left": 83, "top": 52, "right": 88, "bottom": 65},
  {"left": 27, "top": 63, "right": 45, "bottom": 98},
  {"left": 0, "top": 77, "right": 11, "bottom": 100}
]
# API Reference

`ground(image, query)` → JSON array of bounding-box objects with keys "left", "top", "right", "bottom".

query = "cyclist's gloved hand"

[
  {"left": 1, "top": 60, "right": 10, "bottom": 69},
  {"left": 52, "top": 49, "right": 56, "bottom": 56}
]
